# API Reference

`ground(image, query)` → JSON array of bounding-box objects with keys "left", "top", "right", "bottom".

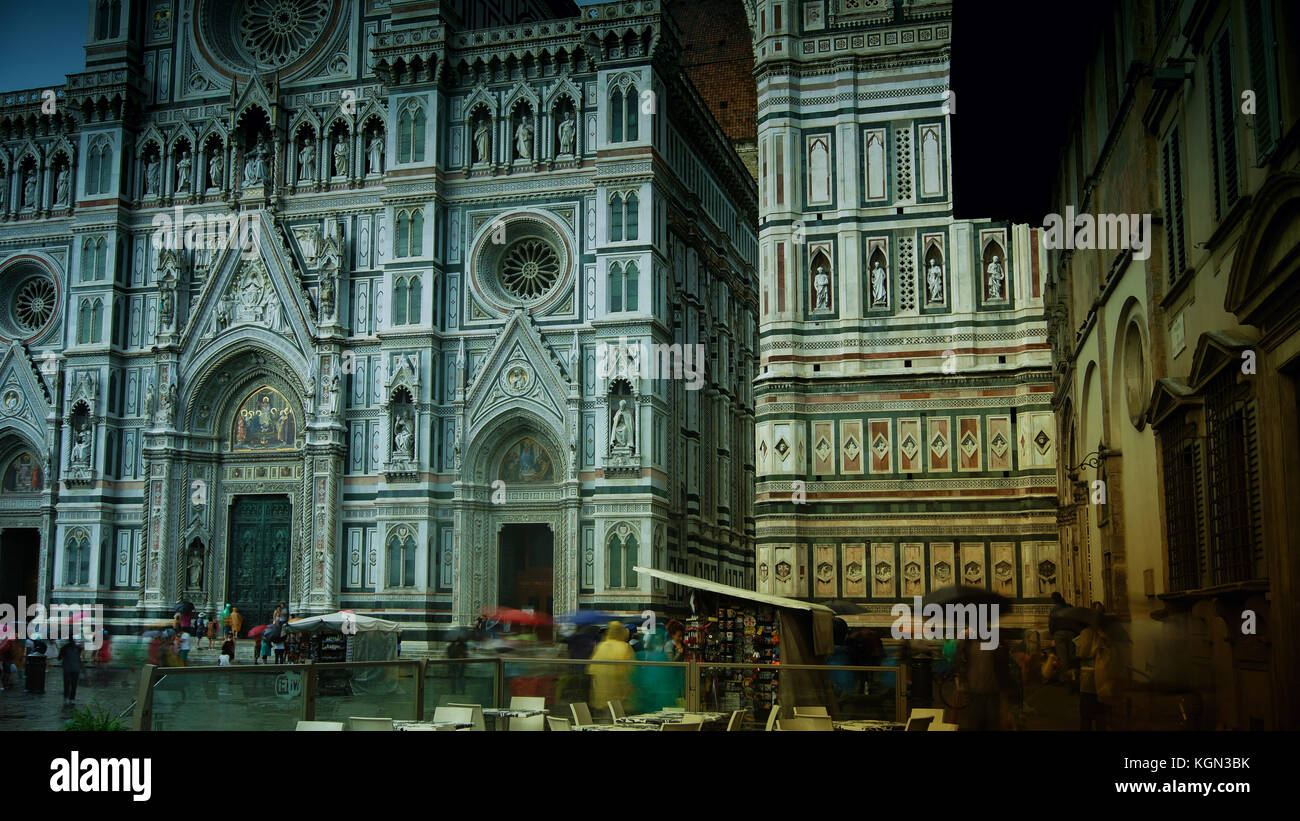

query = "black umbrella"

[
  {"left": 1049, "top": 606, "right": 1097, "bottom": 634},
  {"left": 822, "top": 598, "right": 871, "bottom": 616},
  {"left": 922, "top": 585, "right": 1012, "bottom": 613},
  {"left": 172, "top": 600, "right": 196, "bottom": 615}
]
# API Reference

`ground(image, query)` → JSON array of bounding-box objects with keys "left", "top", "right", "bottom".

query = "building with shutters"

[{"left": 1044, "top": 0, "right": 1300, "bottom": 729}]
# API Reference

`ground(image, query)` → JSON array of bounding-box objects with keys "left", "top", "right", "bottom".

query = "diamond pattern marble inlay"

[
  {"left": 930, "top": 432, "right": 948, "bottom": 457},
  {"left": 1034, "top": 429, "right": 1051, "bottom": 454},
  {"left": 990, "top": 431, "right": 1008, "bottom": 457},
  {"left": 843, "top": 436, "right": 860, "bottom": 461},
  {"left": 871, "top": 433, "right": 889, "bottom": 460},
  {"left": 960, "top": 431, "right": 978, "bottom": 458},
  {"left": 815, "top": 437, "right": 831, "bottom": 462},
  {"left": 900, "top": 434, "right": 919, "bottom": 461}
]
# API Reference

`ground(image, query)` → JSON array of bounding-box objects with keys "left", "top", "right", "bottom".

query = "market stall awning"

[
  {"left": 283, "top": 611, "right": 403, "bottom": 634},
  {"left": 633, "top": 567, "right": 835, "bottom": 615},
  {"left": 634, "top": 566, "right": 836, "bottom": 658}
]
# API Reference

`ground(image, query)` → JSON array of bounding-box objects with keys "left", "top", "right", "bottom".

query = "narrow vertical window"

[
  {"left": 409, "top": 276, "right": 422, "bottom": 324},
  {"left": 394, "top": 277, "right": 408, "bottom": 325},
  {"left": 626, "top": 262, "right": 639, "bottom": 311},
  {"left": 625, "top": 192, "right": 639, "bottom": 240}
]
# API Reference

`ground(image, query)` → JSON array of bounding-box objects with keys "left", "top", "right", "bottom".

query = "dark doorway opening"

[
  {"left": 227, "top": 495, "right": 291, "bottom": 632},
  {"left": 499, "top": 523, "right": 553, "bottom": 619},
  {"left": 0, "top": 528, "right": 39, "bottom": 610}
]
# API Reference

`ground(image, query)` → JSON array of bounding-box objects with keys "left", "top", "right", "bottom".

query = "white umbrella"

[{"left": 282, "top": 611, "right": 403, "bottom": 634}]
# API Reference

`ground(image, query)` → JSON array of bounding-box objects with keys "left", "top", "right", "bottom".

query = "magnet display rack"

[{"left": 684, "top": 603, "right": 780, "bottom": 715}]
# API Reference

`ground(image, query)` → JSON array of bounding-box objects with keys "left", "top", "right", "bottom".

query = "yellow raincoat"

[{"left": 587, "top": 621, "right": 635, "bottom": 710}]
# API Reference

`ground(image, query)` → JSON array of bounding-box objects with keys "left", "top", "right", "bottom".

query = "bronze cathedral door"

[{"left": 227, "top": 495, "right": 292, "bottom": 631}]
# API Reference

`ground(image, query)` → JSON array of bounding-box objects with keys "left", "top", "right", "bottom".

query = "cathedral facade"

[
  {"left": 0, "top": 0, "right": 757, "bottom": 642},
  {"left": 747, "top": 0, "right": 1059, "bottom": 628}
]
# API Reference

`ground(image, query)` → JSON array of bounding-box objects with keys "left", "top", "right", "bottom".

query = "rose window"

[
  {"left": 499, "top": 239, "right": 560, "bottom": 300},
  {"left": 14, "top": 277, "right": 55, "bottom": 333},
  {"left": 238, "top": 0, "right": 329, "bottom": 67}
]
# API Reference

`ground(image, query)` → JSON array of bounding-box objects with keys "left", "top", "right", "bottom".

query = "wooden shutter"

[
  {"left": 1208, "top": 28, "right": 1240, "bottom": 220},
  {"left": 1245, "top": 0, "right": 1281, "bottom": 162},
  {"left": 1161, "top": 126, "right": 1186, "bottom": 282}
]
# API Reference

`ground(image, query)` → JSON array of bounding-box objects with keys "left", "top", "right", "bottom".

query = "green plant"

[{"left": 62, "top": 701, "right": 128, "bottom": 732}]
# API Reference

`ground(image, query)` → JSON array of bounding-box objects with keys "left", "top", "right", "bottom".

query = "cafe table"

[
  {"left": 393, "top": 720, "right": 473, "bottom": 731},
  {"left": 616, "top": 709, "right": 729, "bottom": 727},
  {"left": 574, "top": 723, "right": 659, "bottom": 732},
  {"left": 482, "top": 706, "right": 548, "bottom": 731},
  {"left": 832, "top": 719, "right": 906, "bottom": 732}
]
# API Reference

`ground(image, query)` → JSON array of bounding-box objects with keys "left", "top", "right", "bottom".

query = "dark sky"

[{"left": 951, "top": 0, "right": 1100, "bottom": 224}]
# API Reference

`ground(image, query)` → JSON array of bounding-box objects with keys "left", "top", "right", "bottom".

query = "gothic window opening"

[
  {"left": 393, "top": 275, "right": 422, "bottom": 325},
  {"left": 610, "top": 80, "right": 638, "bottom": 143},
  {"left": 64, "top": 530, "right": 91, "bottom": 586},
  {"left": 387, "top": 527, "right": 417, "bottom": 589},
  {"left": 398, "top": 101, "right": 426, "bottom": 164},
  {"left": 395, "top": 208, "right": 423, "bottom": 257},
  {"left": 608, "top": 261, "right": 638, "bottom": 312},
  {"left": 607, "top": 524, "right": 639, "bottom": 589},
  {"left": 608, "top": 191, "right": 638, "bottom": 241}
]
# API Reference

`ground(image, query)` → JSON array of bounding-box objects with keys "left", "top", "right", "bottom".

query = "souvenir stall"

[
  {"left": 283, "top": 611, "right": 403, "bottom": 695},
  {"left": 635, "top": 567, "right": 837, "bottom": 721}
]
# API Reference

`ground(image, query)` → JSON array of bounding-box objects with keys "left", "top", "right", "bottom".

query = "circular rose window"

[
  {"left": 195, "top": 0, "right": 341, "bottom": 79},
  {"left": 239, "top": 0, "right": 330, "bottom": 67},
  {"left": 0, "top": 263, "right": 58, "bottom": 341},
  {"left": 500, "top": 239, "right": 561, "bottom": 300}
]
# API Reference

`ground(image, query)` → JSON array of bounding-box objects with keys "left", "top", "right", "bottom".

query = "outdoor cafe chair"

[
  {"left": 776, "top": 717, "right": 832, "bottom": 732},
  {"left": 296, "top": 721, "right": 344, "bottom": 731},
  {"left": 726, "top": 710, "right": 746, "bottom": 731},
  {"left": 793, "top": 706, "right": 829, "bottom": 718},
  {"left": 680, "top": 713, "right": 704, "bottom": 724},
  {"left": 764, "top": 705, "right": 781, "bottom": 732},
  {"left": 509, "top": 695, "right": 547, "bottom": 712},
  {"left": 432, "top": 706, "right": 475, "bottom": 728},
  {"left": 929, "top": 722, "right": 959, "bottom": 731},
  {"left": 348, "top": 716, "right": 395, "bottom": 731},
  {"left": 570, "top": 702, "right": 594, "bottom": 727},
  {"left": 547, "top": 716, "right": 572, "bottom": 731},
  {"left": 904, "top": 701, "right": 946, "bottom": 727},
  {"left": 448, "top": 703, "right": 486, "bottom": 732},
  {"left": 661, "top": 721, "right": 703, "bottom": 731},
  {"left": 607, "top": 700, "right": 626, "bottom": 722}
]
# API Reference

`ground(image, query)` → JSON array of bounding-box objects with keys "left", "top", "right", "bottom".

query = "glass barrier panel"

[
  {"left": 502, "top": 658, "right": 688, "bottom": 725},
  {"left": 149, "top": 667, "right": 305, "bottom": 731},
  {"left": 311, "top": 661, "right": 421, "bottom": 724},
  {"left": 423, "top": 659, "right": 498, "bottom": 720}
]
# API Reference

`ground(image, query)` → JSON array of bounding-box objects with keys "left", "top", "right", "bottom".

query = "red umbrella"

[
  {"left": 247, "top": 624, "right": 269, "bottom": 638},
  {"left": 482, "top": 607, "right": 552, "bottom": 627}
]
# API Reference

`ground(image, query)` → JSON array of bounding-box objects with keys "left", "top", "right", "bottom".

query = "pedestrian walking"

[
  {"left": 206, "top": 614, "right": 217, "bottom": 649},
  {"left": 229, "top": 607, "right": 243, "bottom": 638},
  {"left": 59, "top": 639, "right": 81, "bottom": 704},
  {"left": 24, "top": 632, "right": 47, "bottom": 693},
  {"left": 179, "top": 630, "right": 191, "bottom": 664},
  {"left": 260, "top": 635, "right": 272, "bottom": 664},
  {"left": 954, "top": 635, "right": 1013, "bottom": 730},
  {"left": 587, "top": 621, "right": 635, "bottom": 711},
  {"left": 273, "top": 633, "right": 286, "bottom": 664}
]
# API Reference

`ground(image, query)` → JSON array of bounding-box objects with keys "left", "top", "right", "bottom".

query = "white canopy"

[
  {"left": 632, "top": 566, "right": 835, "bottom": 614},
  {"left": 283, "top": 611, "right": 403, "bottom": 634}
]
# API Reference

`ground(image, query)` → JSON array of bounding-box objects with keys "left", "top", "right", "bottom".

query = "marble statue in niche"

[
  {"left": 243, "top": 135, "right": 269, "bottom": 186},
  {"left": 55, "top": 167, "right": 70, "bottom": 205},
  {"left": 298, "top": 139, "right": 315, "bottom": 182},
  {"left": 208, "top": 151, "right": 223, "bottom": 189},
  {"left": 813, "top": 264, "right": 831, "bottom": 310},
  {"left": 870, "top": 258, "right": 888, "bottom": 306},
  {"left": 557, "top": 110, "right": 576, "bottom": 156},
  {"left": 70, "top": 424, "right": 92, "bottom": 467},
  {"left": 473, "top": 116, "right": 491, "bottom": 164},
  {"left": 515, "top": 115, "right": 533, "bottom": 161},
  {"left": 333, "top": 138, "right": 348, "bottom": 176},
  {"left": 927, "top": 258, "right": 945, "bottom": 303},
  {"left": 144, "top": 157, "right": 160, "bottom": 196},
  {"left": 187, "top": 543, "right": 203, "bottom": 589},
  {"left": 392, "top": 414, "right": 414, "bottom": 461},
  {"left": 176, "top": 151, "right": 191, "bottom": 193},
  {"left": 986, "top": 255, "right": 1005, "bottom": 300},
  {"left": 610, "top": 399, "right": 635, "bottom": 451},
  {"left": 367, "top": 133, "right": 384, "bottom": 174},
  {"left": 22, "top": 170, "right": 36, "bottom": 207}
]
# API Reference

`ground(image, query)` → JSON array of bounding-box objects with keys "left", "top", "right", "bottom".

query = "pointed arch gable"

[
  {"left": 543, "top": 76, "right": 582, "bottom": 109},
  {"left": 463, "top": 85, "right": 498, "bottom": 118}
]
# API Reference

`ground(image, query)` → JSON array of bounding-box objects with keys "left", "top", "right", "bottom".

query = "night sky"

[{"left": 951, "top": 0, "right": 1101, "bottom": 225}]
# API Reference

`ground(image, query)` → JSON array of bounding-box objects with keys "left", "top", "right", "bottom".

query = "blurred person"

[
  {"left": 205, "top": 614, "right": 217, "bottom": 649},
  {"left": 178, "top": 630, "right": 191, "bottom": 664},
  {"left": 0, "top": 636, "right": 14, "bottom": 689},
  {"left": 954, "top": 635, "right": 1013, "bottom": 731},
  {"left": 260, "top": 635, "right": 272, "bottom": 664},
  {"left": 1075, "top": 601, "right": 1125, "bottom": 731},
  {"left": 632, "top": 628, "right": 681, "bottom": 713},
  {"left": 827, "top": 618, "right": 857, "bottom": 701},
  {"left": 447, "top": 634, "right": 469, "bottom": 693},
  {"left": 565, "top": 624, "right": 600, "bottom": 660},
  {"left": 59, "top": 639, "right": 81, "bottom": 705},
  {"left": 24, "top": 630, "right": 47, "bottom": 693},
  {"left": 664, "top": 620, "right": 686, "bottom": 662},
  {"left": 219, "top": 636, "right": 236, "bottom": 666},
  {"left": 192, "top": 612, "right": 206, "bottom": 642},
  {"left": 588, "top": 621, "right": 635, "bottom": 712},
  {"left": 252, "top": 634, "right": 263, "bottom": 664},
  {"left": 1048, "top": 592, "right": 1077, "bottom": 689},
  {"left": 229, "top": 606, "right": 243, "bottom": 638}
]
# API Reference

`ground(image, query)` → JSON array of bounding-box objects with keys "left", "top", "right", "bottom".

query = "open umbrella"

[
  {"left": 172, "top": 600, "right": 196, "bottom": 615},
  {"left": 559, "top": 609, "right": 612, "bottom": 626},
  {"left": 247, "top": 624, "right": 269, "bottom": 638},
  {"left": 482, "top": 607, "right": 553, "bottom": 627},
  {"left": 1048, "top": 606, "right": 1097, "bottom": 634},
  {"left": 822, "top": 598, "right": 871, "bottom": 616},
  {"left": 922, "top": 585, "right": 1012, "bottom": 612}
]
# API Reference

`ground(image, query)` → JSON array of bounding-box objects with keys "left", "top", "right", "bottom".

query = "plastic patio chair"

[
  {"left": 793, "top": 706, "right": 829, "bottom": 718},
  {"left": 608, "top": 700, "right": 626, "bottom": 722},
  {"left": 726, "top": 710, "right": 746, "bottom": 731},
  {"left": 448, "top": 703, "right": 486, "bottom": 732},
  {"left": 764, "top": 705, "right": 781, "bottom": 732},
  {"left": 296, "top": 720, "right": 344, "bottom": 731},
  {"left": 661, "top": 721, "right": 703, "bottom": 731},
  {"left": 570, "top": 702, "right": 594, "bottom": 727},
  {"left": 547, "top": 716, "right": 572, "bottom": 731},
  {"left": 348, "top": 716, "right": 394, "bottom": 731}
]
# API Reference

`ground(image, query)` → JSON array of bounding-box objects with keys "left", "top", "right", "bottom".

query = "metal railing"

[{"left": 131, "top": 656, "right": 910, "bottom": 730}]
